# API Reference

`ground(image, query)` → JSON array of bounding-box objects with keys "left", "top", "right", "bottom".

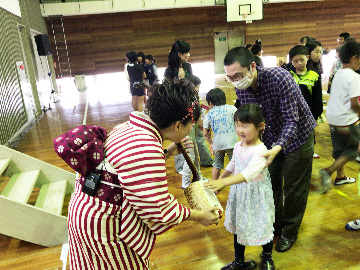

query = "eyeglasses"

[{"left": 225, "top": 68, "right": 250, "bottom": 82}]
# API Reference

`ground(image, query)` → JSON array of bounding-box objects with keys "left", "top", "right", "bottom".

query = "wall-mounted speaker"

[{"left": 34, "top": 34, "right": 52, "bottom": 56}]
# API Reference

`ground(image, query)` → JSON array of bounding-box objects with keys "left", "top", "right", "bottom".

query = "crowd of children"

[{"left": 121, "top": 35, "right": 360, "bottom": 270}]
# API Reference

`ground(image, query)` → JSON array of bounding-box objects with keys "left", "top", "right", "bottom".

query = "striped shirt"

[
  {"left": 235, "top": 66, "right": 317, "bottom": 155},
  {"left": 105, "top": 112, "right": 191, "bottom": 236},
  {"left": 68, "top": 112, "right": 191, "bottom": 269}
]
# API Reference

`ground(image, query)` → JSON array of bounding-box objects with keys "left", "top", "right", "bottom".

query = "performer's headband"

[{"left": 181, "top": 100, "right": 198, "bottom": 124}]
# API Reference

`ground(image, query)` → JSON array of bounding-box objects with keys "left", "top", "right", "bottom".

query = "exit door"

[{"left": 214, "top": 30, "right": 245, "bottom": 74}]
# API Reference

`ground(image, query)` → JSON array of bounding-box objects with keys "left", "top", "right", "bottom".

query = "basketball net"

[{"left": 242, "top": 13, "right": 252, "bottom": 24}]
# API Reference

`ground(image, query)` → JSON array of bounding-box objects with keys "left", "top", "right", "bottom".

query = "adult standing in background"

[
  {"left": 164, "top": 40, "right": 193, "bottom": 80},
  {"left": 224, "top": 47, "right": 316, "bottom": 253},
  {"left": 164, "top": 40, "right": 193, "bottom": 174}
]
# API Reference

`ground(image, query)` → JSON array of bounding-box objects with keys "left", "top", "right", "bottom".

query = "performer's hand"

[
  {"left": 203, "top": 179, "right": 224, "bottom": 192},
  {"left": 166, "top": 137, "right": 194, "bottom": 157},
  {"left": 262, "top": 145, "right": 282, "bottom": 166},
  {"left": 181, "top": 136, "right": 194, "bottom": 153},
  {"left": 198, "top": 207, "right": 221, "bottom": 226}
]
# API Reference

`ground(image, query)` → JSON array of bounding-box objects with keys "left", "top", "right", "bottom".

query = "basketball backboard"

[{"left": 226, "top": 0, "right": 263, "bottom": 22}]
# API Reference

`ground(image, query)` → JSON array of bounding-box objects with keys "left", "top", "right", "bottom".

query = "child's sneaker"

[
  {"left": 345, "top": 219, "right": 360, "bottom": 230},
  {"left": 319, "top": 169, "right": 332, "bottom": 193},
  {"left": 313, "top": 153, "right": 320, "bottom": 158},
  {"left": 334, "top": 176, "right": 356, "bottom": 185}
]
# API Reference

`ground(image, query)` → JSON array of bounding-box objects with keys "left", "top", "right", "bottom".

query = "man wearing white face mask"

[{"left": 224, "top": 47, "right": 316, "bottom": 254}]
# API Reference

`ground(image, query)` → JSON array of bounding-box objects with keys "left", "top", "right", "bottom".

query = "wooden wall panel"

[
  {"left": 247, "top": 0, "right": 360, "bottom": 58},
  {"left": 45, "top": 0, "right": 360, "bottom": 76}
]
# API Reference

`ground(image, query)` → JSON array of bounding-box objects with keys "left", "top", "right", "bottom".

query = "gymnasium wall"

[
  {"left": 0, "top": 0, "right": 49, "bottom": 145},
  {"left": 246, "top": 0, "right": 360, "bottom": 58},
  {"left": 44, "top": 0, "right": 360, "bottom": 76}
]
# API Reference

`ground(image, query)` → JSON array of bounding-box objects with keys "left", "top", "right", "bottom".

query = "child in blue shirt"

[{"left": 203, "top": 88, "right": 238, "bottom": 180}]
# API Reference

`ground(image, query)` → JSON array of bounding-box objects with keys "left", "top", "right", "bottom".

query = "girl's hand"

[{"left": 203, "top": 179, "right": 225, "bottom": 192}]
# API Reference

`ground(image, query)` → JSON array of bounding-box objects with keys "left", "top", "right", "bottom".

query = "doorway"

[{"left": 214, "top": 30, "right": 245, "bottom": 74}]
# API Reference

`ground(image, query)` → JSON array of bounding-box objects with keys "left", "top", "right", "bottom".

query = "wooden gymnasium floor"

[{"left": 1, "top": 74, "right": 360, "bottom": 270}]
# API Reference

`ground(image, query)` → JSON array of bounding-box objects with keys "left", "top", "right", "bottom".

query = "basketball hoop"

[
  {"left": 242, "top": 13, "right": 252, "bottom": 24},
  {"left": 226, "top": 0, "right": 263, "bottom": 22}
]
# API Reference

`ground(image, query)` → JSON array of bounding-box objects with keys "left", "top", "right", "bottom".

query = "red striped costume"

[{"left": 68, "top": 112, "right": 191, "bottom": 269}]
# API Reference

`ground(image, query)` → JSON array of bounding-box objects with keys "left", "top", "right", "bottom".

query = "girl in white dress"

[{"left": 204, "top": 103, "right": 275, "bottom": 270}]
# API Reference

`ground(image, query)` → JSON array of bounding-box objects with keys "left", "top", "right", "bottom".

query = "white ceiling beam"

[{"left": 40, "top": 0, "right": 323, "bottom": 17}]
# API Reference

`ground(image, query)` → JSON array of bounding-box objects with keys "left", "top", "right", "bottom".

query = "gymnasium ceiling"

[{"left": 39, "top": 0, "right": 323, "bottom": 17}]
